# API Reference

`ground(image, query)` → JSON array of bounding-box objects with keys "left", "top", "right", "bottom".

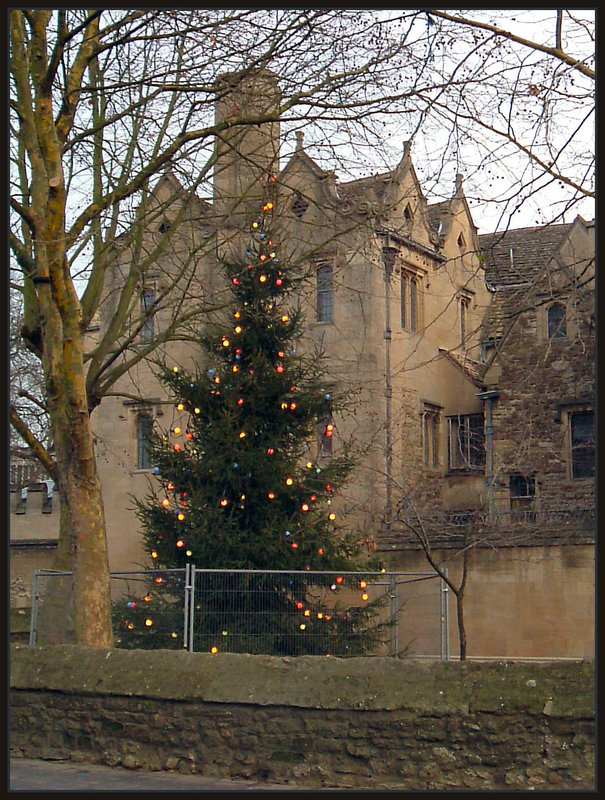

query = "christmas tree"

[{"left": 115, "top": 189, "right": 389, "bottom": 655}]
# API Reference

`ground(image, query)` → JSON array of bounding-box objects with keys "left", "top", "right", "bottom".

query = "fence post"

[
  {"left": 29, "top": 571, "right": 40, "bottom": 646},
  {"left": 183, "top": 563, "right": 191, "bottom": 651},
  {"left": 187, "top": 565, "right": 196, "bottom": 652}
]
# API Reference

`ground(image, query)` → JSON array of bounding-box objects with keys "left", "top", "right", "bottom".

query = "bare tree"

[
  {"left": 10, "top": 290, "right": 49, "bottom": 451},
  {"left": 417, "top": 9, "right": 594, "bottom": 229}
]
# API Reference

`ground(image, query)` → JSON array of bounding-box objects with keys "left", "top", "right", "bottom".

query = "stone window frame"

[
  {"left": 446, "top": 413, "right": 485, "bottom": 472},
  {"left": 508, "top": 473, "right": 537, "bottom": 518},
  {"left": 140, "top": 285, "right": 157, "bottom": 344},
  {"left": 547, "top": 301, "right": 567, "bottom": 340},
  {"left": 421, "top": 402, "right": 442, "bottom": 471},
  {"left": 315, "top": 258, "right": 335, "bottom": 324},
  {"left": 136, "top": 413, "right": 154, "bottom": 471},
  {"left": 457, "top": 290, "right": 473, "bottom": 348},
  {"left": 291, "top": 192, "right": 309, "bottom": 219},
  {"left": 128, "top": 404, "right": 158, "bottom": 472},
  {"left": 560, "top": 406, "right": 595, "bottom": 480},
  {"left": 538, "top": 296, "right": 575, "bottom": 343},
  {"left": 401, "top": 266, "right": 424, "bottom": 333},
  {"left": 317, "top": 264, "right": 334, "bottom": 323},
  {"left": 316, "top": 385, "right": 336, "bottom": 461}
]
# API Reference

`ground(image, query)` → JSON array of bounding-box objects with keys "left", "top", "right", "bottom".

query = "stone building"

[{"left": 10, "top": 71, "right": 595, "bottom": 658}]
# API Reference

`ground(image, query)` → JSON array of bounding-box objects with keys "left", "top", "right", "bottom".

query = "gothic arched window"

[{"left": 410, "top": 277, "right": 418, "bottom": 332}]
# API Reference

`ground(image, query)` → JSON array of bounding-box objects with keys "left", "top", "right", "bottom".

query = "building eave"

[{"left": 377, "top": 227, "right": 447, "bottom": 263}]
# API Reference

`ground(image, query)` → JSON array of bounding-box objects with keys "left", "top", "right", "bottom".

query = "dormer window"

[
  {"left": 457, "top": 233, "right": 466, "bottom": 251},
  {"left": 403, "top": 203, "right": 413, "bottom": 222},
  {"left": 159, "top": 220, "right": 171, "bottom": 234}
]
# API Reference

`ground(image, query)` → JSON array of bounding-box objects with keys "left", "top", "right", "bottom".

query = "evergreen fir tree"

[{"left": 115, "top": 192, "right": 389, "bottom": 655}]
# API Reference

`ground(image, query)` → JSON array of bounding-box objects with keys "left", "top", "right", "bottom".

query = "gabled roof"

[
  {"left": 478, "top": 222, "right": 575, "bottom": 289},
  {"left": 427, "top": 174, "right": 478, "bottom": 245},
  {"left": 277, "top": 133, "right": 340, "bottom": 207},
  {"left": 112, "top": 169, "right": 212, "bottom": 249},
  {"left": 280, "top": 147, "right": 332, "bottom": 183},
  {"left": 438, "top": 348, "right": 485, "bottom": 387}
]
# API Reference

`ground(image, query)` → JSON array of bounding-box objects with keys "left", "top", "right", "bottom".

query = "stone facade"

[
  {"left": 480, "top": 218, "right": 595, "bottom": 512},
  {"left": 9, "top": 70, "right": 595, "bottom": 658}
]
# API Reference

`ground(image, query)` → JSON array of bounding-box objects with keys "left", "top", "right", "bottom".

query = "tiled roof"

[
  {"left": 438, "top": 348, "right": 485, "bottom": 386},
  {"left": 481, "top": 288, "right": 525, "bottom": 341},
  {"left": 478, "top": 223, "right": 574, "bottom": 288}
]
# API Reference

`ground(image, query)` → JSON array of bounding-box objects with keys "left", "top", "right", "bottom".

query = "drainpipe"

[
  {"left": 382, "top": 244, "right": 396, "bottom": 531},
  {"left": 477, "top": 390, "right": 499, "bottom": 518}
]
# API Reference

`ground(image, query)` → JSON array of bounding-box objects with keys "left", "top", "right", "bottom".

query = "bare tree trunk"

[
  {"left": 53, "top": 406, "right": 113, "bottom": 648},
  {"left": 36, "top": 501, "right": 75, "bottom": 645},
  {"left": 456, "top": 592, "right": 467, "bottom": 661}
]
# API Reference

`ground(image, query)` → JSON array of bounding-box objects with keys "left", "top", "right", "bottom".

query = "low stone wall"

[{"left": 10, "top": 645, "right": 595, "bottom": 790}]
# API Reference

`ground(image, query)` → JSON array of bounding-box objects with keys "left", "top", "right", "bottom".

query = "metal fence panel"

[
  {"left": 30, "top": 567, "right": 447, "bottom": 659},
  {"left": 109, "top": 569, "right": 187, "bottom": 650},
  {"left": 188, "top": 569, "right": 447, "bottom": 659},
  {"left": 29, "top": 570, "right": 75, "bottom": 646},
  {"left": 30, "top": 568, "right": 187, "bottom": 649}
]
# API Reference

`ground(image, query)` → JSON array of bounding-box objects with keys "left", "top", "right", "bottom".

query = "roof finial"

[
  {"left": 295, "top": 130, "right": 304, "bottom": 150},
  {"left": 455, "top": 173, "right": 464, "bottom": 194}
]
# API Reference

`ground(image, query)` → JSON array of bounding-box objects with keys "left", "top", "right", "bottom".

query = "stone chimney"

[{"left": 213, "top": 69, "right": 281, "bottom": 221}]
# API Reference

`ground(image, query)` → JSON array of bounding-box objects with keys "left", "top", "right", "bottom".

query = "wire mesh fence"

[
  {"left": 29, "top": 570, "right": 75, "bottom": 647},
  {"left": 187, "top": 568, "right": 447, "bottom": 658},
  {"left": 29, "top": 568, "right": 188, "bottom": 649},
  {"left": 110, "top": 569, "right": 188, "bottom": 650},
  {"left": 29, "top": 566, "right": 449, "bottom": 659}
]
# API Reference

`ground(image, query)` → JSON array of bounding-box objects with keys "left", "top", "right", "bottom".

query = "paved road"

[{"left": 9, "top": 758, "right": 317, "bottom": 792}]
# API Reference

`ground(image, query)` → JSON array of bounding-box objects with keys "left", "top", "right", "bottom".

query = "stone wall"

[
  {"left": 388, "top": 545, "right": 595, "bottom": 660},
  {"left": 10, "top": 645, "right": 594, "bottom": 791}
]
